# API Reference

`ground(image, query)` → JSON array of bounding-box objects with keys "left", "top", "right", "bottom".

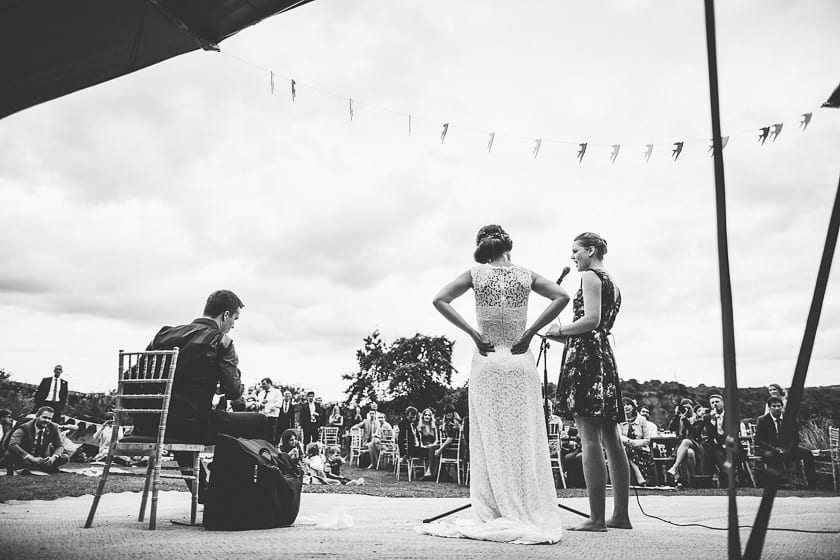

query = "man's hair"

[
  {"left": 203, "top": 290, "right": 244, "bottom": 317},
  {"left": 0, "top": 408, "right": 12, "bottom": 418},
  {"left": 36, "top": 406, "right": 55, "bottom": 417},
  {"left": 306, "top": 391, "right": 315, "bottom": 397},
  {"left": 766, "top": 396, "right": 784, "bottom": 407},
  {"left": 261, "top": 377, "right": 273, "bottom": 385}
]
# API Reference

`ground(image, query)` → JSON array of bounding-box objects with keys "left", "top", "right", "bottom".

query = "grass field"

[{"left": 0, "top": 461, "right": 830, "bottom": 503}]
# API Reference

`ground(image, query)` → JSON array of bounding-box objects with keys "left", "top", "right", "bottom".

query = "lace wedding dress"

[{"left": 417, "top": 264, "right": 563, "bottom": 544}]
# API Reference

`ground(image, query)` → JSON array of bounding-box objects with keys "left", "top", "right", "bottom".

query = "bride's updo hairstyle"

[
  {"left": 474, "top": 224, "right": 513, "bottom": 263},
  {"left": 574, "top": 232, "right": 608, "bottom": 259}
]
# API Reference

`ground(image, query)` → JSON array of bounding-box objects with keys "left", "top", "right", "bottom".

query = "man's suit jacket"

[
  {"left": 7, "top": 419, "right": 65, "bottom": 460},
  {"left": 34, "top": 377, "right": 68, "bottom": 408},
  {"left": 138, "top": 317, "right": 245, "bottom": 443},
  {"left": 352, "top": 416, "right": 377, "bottom": 443},
  {"left": 298, "top": 402, "right": 324, "bottom": 432},
  {"left": 277, "top": 400, "right": 296, "bottom": 433},
  {"left": 754, "top": 412, "right": 798, "bottom": 452},
  {"left": 699, "top": 412, "right": 727, "bottom": 447}
]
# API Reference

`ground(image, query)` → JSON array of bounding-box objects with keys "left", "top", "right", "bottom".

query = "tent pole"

[{"left": 702, "top": 2, "right": 741, "bottom": 559}]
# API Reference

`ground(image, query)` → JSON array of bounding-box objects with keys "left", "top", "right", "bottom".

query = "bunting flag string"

[{"left": 219, "top": 52, "right": 831, "bottom": 164}]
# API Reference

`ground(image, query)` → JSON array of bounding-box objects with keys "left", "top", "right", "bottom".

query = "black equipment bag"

[{"left": 204, "top": 434, "right": 302, "bottom": 531}]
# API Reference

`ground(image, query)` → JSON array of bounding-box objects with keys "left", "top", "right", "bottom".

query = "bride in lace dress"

[{"left": 418, "top": 224, "right": 570, "bottom": 544}]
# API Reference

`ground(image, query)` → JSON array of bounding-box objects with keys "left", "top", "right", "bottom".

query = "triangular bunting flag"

[
  {"left": 671, "top": 141, "right": 684, "bottom": 161},
  {"left": 758, "top": 126, "right": 770, "bottom": 145},
  {"left": 488, "top": 132, "right": 495, "bottom": 153},
  {"left": 533, "top": 139, "right": 541, "bottom": 159},
  {"left": 577, "top": 143, "right": 587, "bottom": 164},
  {"left": 770, "top": 123, "right": 783, "bottom": 141},
  {"left": 610, "top": 144, "right": 620, "bottom": 164},
  {"left": 800, "top": 113, "right": 813, "bottom": 130},
  {"left": 643, "top": 144, "right": 653, "bottom": 163},
  {"left": 291, "top": 79, "right": 296, "bottom": 102},
  {"left": 440, "top": 123, "right": 449, "bottom": 144}
]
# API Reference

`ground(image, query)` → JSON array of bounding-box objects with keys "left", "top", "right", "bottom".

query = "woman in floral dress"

[{"left": 551, "top": 232, "right": 631, "bottom": 531}]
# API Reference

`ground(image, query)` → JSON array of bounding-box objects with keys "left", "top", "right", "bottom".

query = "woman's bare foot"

[
  {"left": 666, "top": 466, "right": 677, "bottom": 477},
  {"left": 568, "top": 519, "right": 608, "bottom": 532},
  {"left": 606, "top": 516, "right": 633, "bottom": 529}
]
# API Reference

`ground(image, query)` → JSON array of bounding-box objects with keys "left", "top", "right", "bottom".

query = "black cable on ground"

[{"left": 632, "top": 488, "right": 840, "bottom": 535}]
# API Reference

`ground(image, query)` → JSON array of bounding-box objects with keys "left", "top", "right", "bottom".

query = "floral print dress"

[{"left": 555, "top": 268, "right": 623, "bottom": 423}]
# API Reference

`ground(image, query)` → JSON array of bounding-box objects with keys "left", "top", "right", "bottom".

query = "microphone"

[{"left": 556, "top": 266, "right": 571, "bottom": 285}]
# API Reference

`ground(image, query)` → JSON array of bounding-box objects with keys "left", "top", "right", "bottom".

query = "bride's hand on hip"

[
  {"left": 511, "top": 330, "right": 534, "bottom": 354},
  {"left": 471, "top": 332, "right": 495, "bottom": 356}
]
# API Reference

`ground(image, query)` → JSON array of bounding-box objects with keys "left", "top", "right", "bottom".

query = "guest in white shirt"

[{"left": 257, "top": 378, "right": 283, "bottom": 444}]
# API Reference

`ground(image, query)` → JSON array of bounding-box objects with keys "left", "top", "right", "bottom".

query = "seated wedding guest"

[
  {"left": 666, "top": 399, "right": 705, "bottom": 487},
  {"left": 91, "top": 412, "right": 126, "bottom": 462},
  {"left": 638, "top": 405, "right": 659, "bottom": 436},
  {"left": 304, "top": 442, "right": 340, "bottom": 485},
  {"left": 398, "top": 406, "right": 426, "bottom": 467},
  {"left": 4, "top": 406, "right": 69, "bottom": 474},
  {"left": 764, "top": 384, "right": 787, "bottom": 414},
  {"left": 370, "top": 413, "right": 394, "bottom": 469},
  {"left": 342, "top": 399, "right": 363, "bottom": 457},
  {"left": 755, "top": 396, "right": 816, "bottom": 489},
  {"left": 547, "top": 401, "right": 563, "bottom": 426},
  {"left": 698, "top": 394, "right": 732, "bottom": 486},
  {"left": 562, "top": 428, "right": 585, "bottom": 488},
  {"left": 351, "top": 403, "right": 380, "bottom": 467},
  {"left": 136, "top": 290, "right": 265, "bottom": 499},
  {"left": 1, "top": 409, "right": 17, "bottom": 473},
  {"left": 435, "top": 404, "right": 461, "bottom": 458},
  {"left": 620, "top": 398, "right": 655, "bottom": 486},
  {"left": 279, "top": 428, "right": 305, "bottom": 476},
  {"left": 418, "top": 408, "right": 438, "bottom": 479}
]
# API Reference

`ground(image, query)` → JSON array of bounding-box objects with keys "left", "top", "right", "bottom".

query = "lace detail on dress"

[{"left": 471, "top": 265, "right": 532, "bottom": 349}]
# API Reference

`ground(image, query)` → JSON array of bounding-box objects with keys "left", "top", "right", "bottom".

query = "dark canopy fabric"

[{"left": 0, "top": 0, "right": 314, "bottom": 119}]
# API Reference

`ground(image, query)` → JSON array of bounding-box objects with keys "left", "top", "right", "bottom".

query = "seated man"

[
  {"left": 755, "top": 396, "right": 816, "bottom": 489},
  {"left": 370, "top": 413, "right": 393, "bottom": 469},
  {"left": 3, "top": 406, "right": 69, "bottom": 474},
  {"left": 135, "top": 290, "right": 265, "bottom": 493},
  {"left": 397, "top": 406, "right": 426, "bottom": 465},
  {"left": 351, "top": 402, "right": 379, "bottom": 467},
  {"left": 0, "top": 409, "right": 15, "bottom": 468}
]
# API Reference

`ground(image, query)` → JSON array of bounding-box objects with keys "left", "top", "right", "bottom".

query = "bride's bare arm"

[
  {"left": 433, "top": 270, "right": 494, "bottom": 356},
  {"left": 511, "top": 273, "right": 570, "bottom": 354}
]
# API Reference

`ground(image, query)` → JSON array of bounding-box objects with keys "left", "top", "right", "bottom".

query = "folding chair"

[
  {"left": 349, "top": 427, "right": 363, "bottom": 466},
  {"left": 320, "top": 426, "right": 340, "bottom": 448},
  {"left": 436, "top": 427, "right": 462, "bottom": 484},
  {"left": 84, "top": 349, "right": 212, "bottom": 530},
  {"left": 548, "top": 422, "right": 567, "bottom": 489},
  {"left": 376, "top": 427, "right": 399, "bottom": 469},
  {"left": 814, "top": 427, "right": 839, "bottom": 492}
]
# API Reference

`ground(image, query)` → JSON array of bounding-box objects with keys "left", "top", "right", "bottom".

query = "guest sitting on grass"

[
  {"left": 280, "top": 428, "right": 305, "bottom": 476},
  {"left": 304, "top": 442, "right": 341, "bottom": 485},
  {"left": 3, "top": 406, "right": 69, "bottom": 475}
]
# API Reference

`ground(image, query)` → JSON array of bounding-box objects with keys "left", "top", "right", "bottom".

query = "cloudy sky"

[{"left": 1, "top": 0, "right": 838, "bottom": 401}]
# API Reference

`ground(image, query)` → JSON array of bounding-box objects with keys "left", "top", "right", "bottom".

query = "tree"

[
  {"left": 342, "top": 330, "right": 388, "bottom": 405},
  {"left": 342, "top": 331, "right": 456, "bottom": 413},
  {"left": 0, "top": 367, "right": 11, "bottom": 381}
]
